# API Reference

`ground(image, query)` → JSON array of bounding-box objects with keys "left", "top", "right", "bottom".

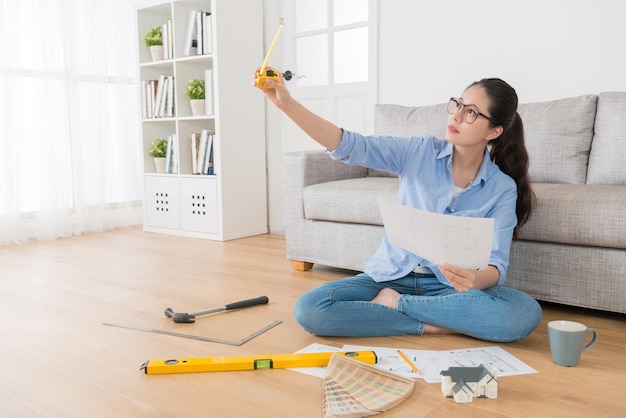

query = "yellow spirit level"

[{"left": 141, "top": 350, "right": 377, "bottom": 375}]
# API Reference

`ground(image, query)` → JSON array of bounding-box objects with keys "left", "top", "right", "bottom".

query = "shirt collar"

[
  {"left": 441, "top": 142, "right": 494, "bottom": 186},
  {"left": 437, "top": 141, "right": 454, "bottom": 160},
  {"left": 474, "top": 148, "right": 493, "bottom": 185}
]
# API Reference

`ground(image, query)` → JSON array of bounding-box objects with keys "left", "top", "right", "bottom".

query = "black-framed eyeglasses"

[{"left": 447, "top": 97, "right": 496, "bottom": 125}]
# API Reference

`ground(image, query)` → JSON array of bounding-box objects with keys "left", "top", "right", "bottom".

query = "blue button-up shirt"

[{"left": 328, "top": 129, "right": 518, "bottom": 286}]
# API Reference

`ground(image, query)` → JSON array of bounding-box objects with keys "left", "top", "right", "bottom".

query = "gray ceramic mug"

[{"left": 548, "top": 320, "right": 598, "bottom": 367}]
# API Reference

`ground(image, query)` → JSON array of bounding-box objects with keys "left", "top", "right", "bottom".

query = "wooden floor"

[{"left": 1, "top": 227, "right": 625, "bottom": 417}]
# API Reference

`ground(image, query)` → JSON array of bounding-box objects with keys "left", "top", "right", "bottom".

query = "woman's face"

[{"left": 445, "top": 85, "right": 501, "bottom": 147}]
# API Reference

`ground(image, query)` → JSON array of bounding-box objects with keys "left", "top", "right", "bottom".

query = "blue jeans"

[{"left": 294, "top": 273, "right": 542, "bottom": 342}]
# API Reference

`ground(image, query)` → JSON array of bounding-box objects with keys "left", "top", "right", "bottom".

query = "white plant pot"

[
  {"left": 154, "top": 157, "right": 166, "bottom": 173},
  {"left": 190, "top": 99, "right": 205, "bottom": 116},
  {"left": 149, "top": 45, "right": 164, "bottom": 61}
]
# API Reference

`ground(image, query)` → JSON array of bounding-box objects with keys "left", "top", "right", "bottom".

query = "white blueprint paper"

[
  {"left": 378, "top": 199, "right": 494, "bottom": 269},
  {"left": 343, "top": 344, "right": 538, "bottom": 383},
  {"left": 288, "top": 343, "right": 538, "bottom": 384}
]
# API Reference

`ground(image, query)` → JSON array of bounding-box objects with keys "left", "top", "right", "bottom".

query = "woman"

[{"left": 257, "top": 70, "right": 542, "bottom": 342}]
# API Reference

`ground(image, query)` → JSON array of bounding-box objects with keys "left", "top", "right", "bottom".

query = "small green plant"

[
  {"left": 149, "top": 138, "right": 168, "bottom": 158},
  {"left": 143, "top": 26, "right": 163, "bottom": 47},
  {"left": 185, "top": 79, "right": 205, "bottom": 100}
]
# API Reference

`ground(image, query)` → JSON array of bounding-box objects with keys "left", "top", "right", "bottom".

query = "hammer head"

[
  {"left": 164, "top": 308, "right": 196, "bottom": 323},
  {"left": 172, "top": 313, "right": 196, "bottom": 323}
]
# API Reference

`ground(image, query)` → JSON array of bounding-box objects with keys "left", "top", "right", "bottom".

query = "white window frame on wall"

[{"left": 281, "top": 0, "right": 378, "bottom": 153}]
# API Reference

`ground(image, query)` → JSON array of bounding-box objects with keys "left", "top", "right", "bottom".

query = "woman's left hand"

[
  {"left": 438, "top": 263, "right": 500, "bottom": 291},
  {"left": 438, "top": 263, "right": 479, "bottom": 292}
]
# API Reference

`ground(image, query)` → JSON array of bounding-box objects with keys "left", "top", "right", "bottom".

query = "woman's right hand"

[
  {"left": 253, "top": 66, "right": 343, "bottom": 150},
  {"left": 254, "top": 67, "right": 292, "bottom": 110}
]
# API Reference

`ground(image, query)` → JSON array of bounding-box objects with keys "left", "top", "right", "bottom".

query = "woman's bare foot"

[
  {"left": 423, "top": 324, "right": 458, "bottom": 334},
  {"left": 370, "top": 287, "right": 401, "bottom": 309},
  {"left": 371, "top": 288, "right": 458, "bottom": 335}
]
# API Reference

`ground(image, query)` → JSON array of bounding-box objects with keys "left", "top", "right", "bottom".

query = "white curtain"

[{"left": 0, "top": 0, "right": 144, "bottom": 245}]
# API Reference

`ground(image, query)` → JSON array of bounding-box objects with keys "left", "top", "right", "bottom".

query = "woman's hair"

[{"left": 468, "top": 78, "right": 535, "bottom": 239}]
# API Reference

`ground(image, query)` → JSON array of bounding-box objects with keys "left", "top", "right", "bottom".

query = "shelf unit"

[{"left": 136, "top": 0, "right": 267, "bottom": 240}]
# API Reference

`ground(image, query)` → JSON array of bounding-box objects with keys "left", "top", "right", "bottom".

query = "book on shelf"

[
  {"left": 157, "top": 76, "right": 168, "bottom": 117},
  {"left": 165, "top": 134, "right": 172, "bottom": 173},
  {"left": 141, "top": 74, "right": 175, "bottom": 119},
  {"left": 165, "top": 133, "right": 178, "bottom": 174},
  {"left": 152, "top": 74, "right": 166, "bottom": 117},
  {"left": 195, "top": 11, "right": 203, "bottom": 55},
  {"left": 167, "top": 18, "right": 173, "bottom": 59},
  {"left": 203, "top": 132, "right": 214, "bottom": 175},
  {"left": 202, "top": 12, "right": 213, "bottom": 54},
  {"left": 145, "top": 80, "right": 158, "bottom": 119},
  {"left": 185, "top": 9, "right": 212, "bottom": 56},
  {"left": 141, "top": 80, "right": 149, "bottom": 118},
  {"left": 191, "top": 133, "right": 199, "bottom": 174},
  {"left": 196, "top": 130, "right": 207, "bottom": 174},
  {"left": 204, "top": 68, "right": 214, "bottom": 116},
  {"left": 194, "top": 129, "right": 214, "bottom": 175},
  {"left": 160, "top": 19, "right": 173, "bottom": 60},
  {"left": 162, "top": 22, "right": 169, "bottom": 60},
  {"left": 183, "top": 9, "right": 197, "bottom": 56},
  {"left": 166, "top": 75, "right": 175, "bottom": 117}
]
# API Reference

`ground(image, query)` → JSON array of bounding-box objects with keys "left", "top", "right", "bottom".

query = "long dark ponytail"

[{"left": 468, "top": 78, "right": 535, "bottom": 239}]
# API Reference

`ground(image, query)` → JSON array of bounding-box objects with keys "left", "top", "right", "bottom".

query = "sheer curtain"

[{"left": 0, "top": 0, "right": 144, "bottom": 245}]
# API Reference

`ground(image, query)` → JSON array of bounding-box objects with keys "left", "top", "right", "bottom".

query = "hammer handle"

[
  {"left": 224, "top": 295, "right": 269, "bottom": 311},
  {"left": 191, "top": 296, "right": 269, "bottom": 317}
]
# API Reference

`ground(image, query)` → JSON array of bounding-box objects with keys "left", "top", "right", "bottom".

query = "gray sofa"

[{"left": 283, "top": 93, "right": 626, "bottom": 314}]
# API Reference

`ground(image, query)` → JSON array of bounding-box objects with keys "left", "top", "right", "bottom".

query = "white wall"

[
  {"left": 266, "top": 0, "right": 626, "bottom": 234},
  {"left": 378, "top": 0, "right": 626, "bottom": 105}
]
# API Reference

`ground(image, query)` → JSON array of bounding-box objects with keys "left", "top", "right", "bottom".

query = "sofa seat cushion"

[
  {"left": 303, "top": 177, "right": 399, "bottom": 225},
  {"left": 518, "top": 183, "right": 626, "bottom": 248},
  {"left": 305, "top": 178, "right": 626, "bottom": 250}
]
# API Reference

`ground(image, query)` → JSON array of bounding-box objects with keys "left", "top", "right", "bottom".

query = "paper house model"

[{"left": 440, "top": 365, "right": 498, "bottom": 403}]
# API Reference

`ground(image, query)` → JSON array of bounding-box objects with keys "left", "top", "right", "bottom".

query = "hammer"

[{"left": 164, "top": 296, "right": 269, "bottom": 324}]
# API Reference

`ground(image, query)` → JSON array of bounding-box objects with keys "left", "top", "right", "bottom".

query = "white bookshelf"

[{"left": 136, "top": 0, "right": 267, "bottom": 240}]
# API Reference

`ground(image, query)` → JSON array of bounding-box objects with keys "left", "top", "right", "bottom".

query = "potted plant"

[
  {"left": 144, "top": 26, "right": 163, "bottom": 61},
  {"left": 149, "top": 138, "right": 168, "bottom": 173},
  {"left": 186, "top": 79, "right": 205, "bottom": 116}
]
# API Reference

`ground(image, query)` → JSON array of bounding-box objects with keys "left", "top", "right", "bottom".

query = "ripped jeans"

[{"left": 294, "top": 272, "right": 542, "bottom": 342}]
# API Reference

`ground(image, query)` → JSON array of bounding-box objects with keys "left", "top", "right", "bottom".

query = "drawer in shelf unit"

[
  {"left": 144, "top": 175, "right": 180, "bottom": 230},
  {"left": 180, "top": 176, "right": 219, "bottom": 234}
]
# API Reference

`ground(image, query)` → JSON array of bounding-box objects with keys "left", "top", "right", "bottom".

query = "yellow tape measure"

[{"left": 255, "top": 18, "right": 284, "bottom": 89}]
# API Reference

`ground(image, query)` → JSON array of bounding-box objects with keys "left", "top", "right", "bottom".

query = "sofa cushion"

[
  {"left": 374, "top": 103, "right": 448, "bottom": 138},
  {"left": 587, "top": 92, "right": 626, "bottom": 185},
  {"left": 371, "top": 104, "right": 448, "bottom": 177},
  {"left": 305, "top": 179, "right": 626, "bottom": 250},
  {"left": 303, "top": 177, "right": 399, "bottom": 225},
  {"left": 518, "top": 95, "right": 597, "bottom": 184},
  {"left": 518, "top": 183, "right": 626, "bottom": 249},
  {"left": 374, "top": 97, "right": 598, "bottom": 185}
]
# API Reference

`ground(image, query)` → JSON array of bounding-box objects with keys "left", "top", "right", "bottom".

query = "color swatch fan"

[{"left": 322, "top": 353, "right": 415, "bottom": 417}]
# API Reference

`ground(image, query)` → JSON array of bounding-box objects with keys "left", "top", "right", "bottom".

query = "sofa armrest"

[
  {"left": 283, "top": 150, "right": 368, "bottom": 189},
  {"left": 283, "top": 151, "right": 368, "bottom": 262},
  {"left": 283, "top": 150, "right": 368, "bottom": 219}
]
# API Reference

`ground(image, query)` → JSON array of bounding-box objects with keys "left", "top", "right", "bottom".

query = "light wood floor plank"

[{"left": 1, "top": 227, "right": 624, "bottom": 417}]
